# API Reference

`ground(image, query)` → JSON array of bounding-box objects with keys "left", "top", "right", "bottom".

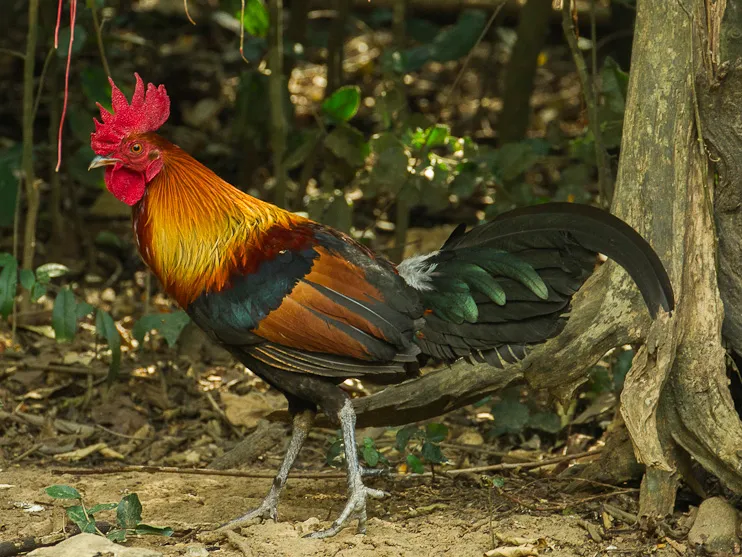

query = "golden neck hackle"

[{"left": 132, "top": 136, "right": 299, "bottom": 306}]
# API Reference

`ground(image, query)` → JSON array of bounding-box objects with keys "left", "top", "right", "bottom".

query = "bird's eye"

[{"left": 130, "top": 143, "right": 143, "bottom": 154}]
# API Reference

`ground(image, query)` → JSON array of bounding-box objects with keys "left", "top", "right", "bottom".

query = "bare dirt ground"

[{"left": 0, "top": 465, "right": 674, "bottom": 556}]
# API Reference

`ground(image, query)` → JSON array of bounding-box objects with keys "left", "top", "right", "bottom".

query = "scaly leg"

[
  {"left": 306, "top": 399, "right": 386, "bottom": 539},
  {"left": 218, "top": 409, "right": 315, "bottom": 531}
]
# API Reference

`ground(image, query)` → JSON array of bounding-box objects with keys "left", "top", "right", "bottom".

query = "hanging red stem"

[{"left": 55, "top": 0, "right": 77, "bottom": 171}]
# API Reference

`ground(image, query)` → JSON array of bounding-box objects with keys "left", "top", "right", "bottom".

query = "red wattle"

[{"left": 105, "top": 165, "right": 146, "bottom": 206}]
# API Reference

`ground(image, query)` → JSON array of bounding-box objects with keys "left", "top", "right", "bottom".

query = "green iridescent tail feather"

[{"left": 409, "top": 203, "right": 674, "bottom": 367}]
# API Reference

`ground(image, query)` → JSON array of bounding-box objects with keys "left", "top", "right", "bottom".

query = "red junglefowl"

[{"left": 88, "top": 74, "right": 674, "bottom": 538}]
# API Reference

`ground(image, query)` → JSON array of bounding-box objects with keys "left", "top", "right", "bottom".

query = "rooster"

[{"left": 88, "top": 74, "right": 674, "bottom": 538}]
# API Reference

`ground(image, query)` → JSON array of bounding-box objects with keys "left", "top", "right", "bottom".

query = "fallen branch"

[
  {"left": 0, "top": 410, "right": 96, "bottom": 437},
  {"left": 51, "top": 449, "right": 600, "bottom": 479}
]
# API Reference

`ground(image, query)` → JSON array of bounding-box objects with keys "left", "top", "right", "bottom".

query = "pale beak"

[{"left": 88, "top": 155, "right": 120, "bottom": 171}]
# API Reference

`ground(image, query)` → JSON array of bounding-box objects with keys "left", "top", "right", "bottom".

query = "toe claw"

[{"left": 217, "top": 502, "right": 278, "bottom": 532}]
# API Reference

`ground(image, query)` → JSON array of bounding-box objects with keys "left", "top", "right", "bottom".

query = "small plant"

[
  {"left": 0, "top": 253, "right": 193, "bottom": 381},
  {"left": 395, "top": 423, "right": 448, "bottom": 474},
  {"left": 326, "top": 436, "right": 389, "bottom": 469},
  {"left": 44, "top": 485, "right": 173, "bottom": 541},
  {"left": 487, "top": 386, "right": 563, "bottom": 439}
]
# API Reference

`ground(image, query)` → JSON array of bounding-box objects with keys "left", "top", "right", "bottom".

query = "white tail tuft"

[{"left": 398, "top": 252, "right": 439, "bottom": 291}]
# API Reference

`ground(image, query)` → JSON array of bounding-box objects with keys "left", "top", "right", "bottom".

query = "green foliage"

[
  {"left": 361, "top": 437, "right": 389, "bottom": 468},
  {"left": 569, "top": 56, "right": 629, "bottom": 160},
  {"left": 52, "top": 287, "right": 77, "bottom": 342},
  {"left": 0, "top": 254, "right": 122, "bottom": 378},
  {"left": 326, "top": 436, "right": 389, "bottom": 469},
  {"left": 488, "top": 387, "right": 563, "bottom": 438},
  {"left": 56, "top": 25, "right": 88, "bottom": 58},
  {"left": 322, "top": 86, "right": 361, "bottom": 123},
  {"left": 96, "top": 309, "right": 121, "bottom": 381},
  {"left": 45, "top": 485, "right": 82, "bottom": 499},
  {"left": 326, "top": 437, "right": 344, "bottom": 468},
  {"left": 588, "top": 348, "right": 635, "bottom": 395},
  {"left": 395, "top": 423, "right": 449, "bottom": 472},
  {"left": 306, "top": 190, "right": 353, "bottom": 233},
  {"left": 324, "top": 125, "right": 368, "bottom": 168},
  {"left": 388, "top": 10, "right": 488, "bottom": 72},
  {"left": 132, "top": 311, "right": 191, "bottom": 347},
  {"left": 45, "top": 485, "right": 173, "bottom": 542},
  {"left": 238, "top": 0, "right": 269, "bottom": 38}
]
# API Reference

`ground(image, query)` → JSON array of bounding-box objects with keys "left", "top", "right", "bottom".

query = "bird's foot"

[
  {"left": 304, "top": 483, "right": 387, "bottom": 539},
  {"left": 216, "top": 497, "right": 279, "bottom": 532}
]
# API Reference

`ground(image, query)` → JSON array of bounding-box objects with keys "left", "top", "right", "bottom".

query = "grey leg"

[
  {"left": 218, "top": 409, "right": 315, "bottom": 531},
  {"left": 305, "top": 399, "right": 386, "bottom": 538}
]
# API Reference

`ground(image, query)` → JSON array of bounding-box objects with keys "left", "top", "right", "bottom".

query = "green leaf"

[
  {"left": 45, "top": 485, "right": 81, "bottom": 500},
  {"left": 395, "top": 425, "right": 419, "bottom": 452},
  {"left": 238, "top": 0, "right": 269, "bottom": 38},
  {"left": 450, "top": 162, "right": 483, "bottom": 198},
  {"left": 406, "top": 454, "right": 424, "bottom": 474},
  {"left": 81, "top": 66, "right": 111, "bottom": 109},
  {"left": 600, "top": 56, "right": 629, "bottom": 116},
  {"left": 397, "top": 10, "right": 487, "bottom": 72},
  {"left": 612, "top": 349, "right": 634, "bottom": 392},
  {"left": 527, "top": 412, "right": 562, "bottom": 434},
  {"left": 368, "top": 133, "right": 410, "bottom": 194},
  {"left": 494, "top": 139, "right": 549, "bottom": 182},
  {"left": 326, "top": 437, "right": 344, "bottom": 468},
  {"left": 491, "top": 396, "right": 530, "bottom": 436},
  {"left": 0, "top": 257, "right": 18, "bottom": 319},
  {"left": 425, "top": 423, "right": 448, "bottom": 443},
  {"left": 324, "top": 125, "right": 368, "bottom": 168},
  {"left": 134, "top": 524, "right": 174, "bottom": 537},
  {"left": 88, "top": 502, "right": 118, "bottom": 515},
  {"left": 96, "top": 309, "right": 121, "bottom": 381},
  {"left": 107, "top": 529, "right": 127, "bottom": 542},
  {"left": 36, "top": 263, "right": 69, "bottom": 284},
  {"left": 52, "top": 288, "right": 77, "bottom": 342},
  {"left": 322, "top": 85, "right": 361, "bottom": 123},
  {"left": 0, "top": 145, "right": 22, "bottom": 227},
  {"left": 362, "top": 438, "right": 379, "bottom": 467},
  {"left": 76, "top": 302, "right": 94, "bottom": 319},
  {"left": 424, "top": 124, "right": 450, "bottom": 149},
  {"left": 483, "top": 476, "right": 505, "bottom": 488},
  {"left": 132, "top": 311, "right": 191, "bottom": 347},
  {"left": 56, "top": 25, "right": 88, "bottom": 58},
  {"left": 421, "top": 441, "right": 446, "bottom": 464},
  {"left": 306, "top": 191, "right": 353, "bottom": 234},
  {"left": 116, "top": 493, "right": 143, "bottom": 529},
  {"left": 19, "top": 269, "right": 35, "bottom": 291},
  {"left": 30, "top": 282, "right": 46, "bottom": 302},
  {"left": 95, "top": 231, "right": 125, "bottom": 250},
  {"left": 284, "top": 129, "right": 322, "bottom": 170},
  {"left": 66, "top": 505, "right": 96, "bottom": 533}
]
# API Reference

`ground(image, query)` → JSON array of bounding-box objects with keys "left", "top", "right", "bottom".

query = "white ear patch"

[{"left": 398, "top": 252, "right": 439, "bottom": 291}]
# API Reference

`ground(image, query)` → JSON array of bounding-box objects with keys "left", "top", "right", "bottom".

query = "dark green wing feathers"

[{"left": 404, "top": 202, "right": 674, "bottom": 367}]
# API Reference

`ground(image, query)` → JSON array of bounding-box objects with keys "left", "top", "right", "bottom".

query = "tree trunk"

[{"left": 498, "top": 0, "right": 552, "bottom": 144}]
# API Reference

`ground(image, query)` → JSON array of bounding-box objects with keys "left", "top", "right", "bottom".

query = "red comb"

[{"left": 91, "top": 73, "right": 170, "bottom": 155}]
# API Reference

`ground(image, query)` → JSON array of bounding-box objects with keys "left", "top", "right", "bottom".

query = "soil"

[{"left": 0, "top": 465, "right": 675, "bottom": 556}]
